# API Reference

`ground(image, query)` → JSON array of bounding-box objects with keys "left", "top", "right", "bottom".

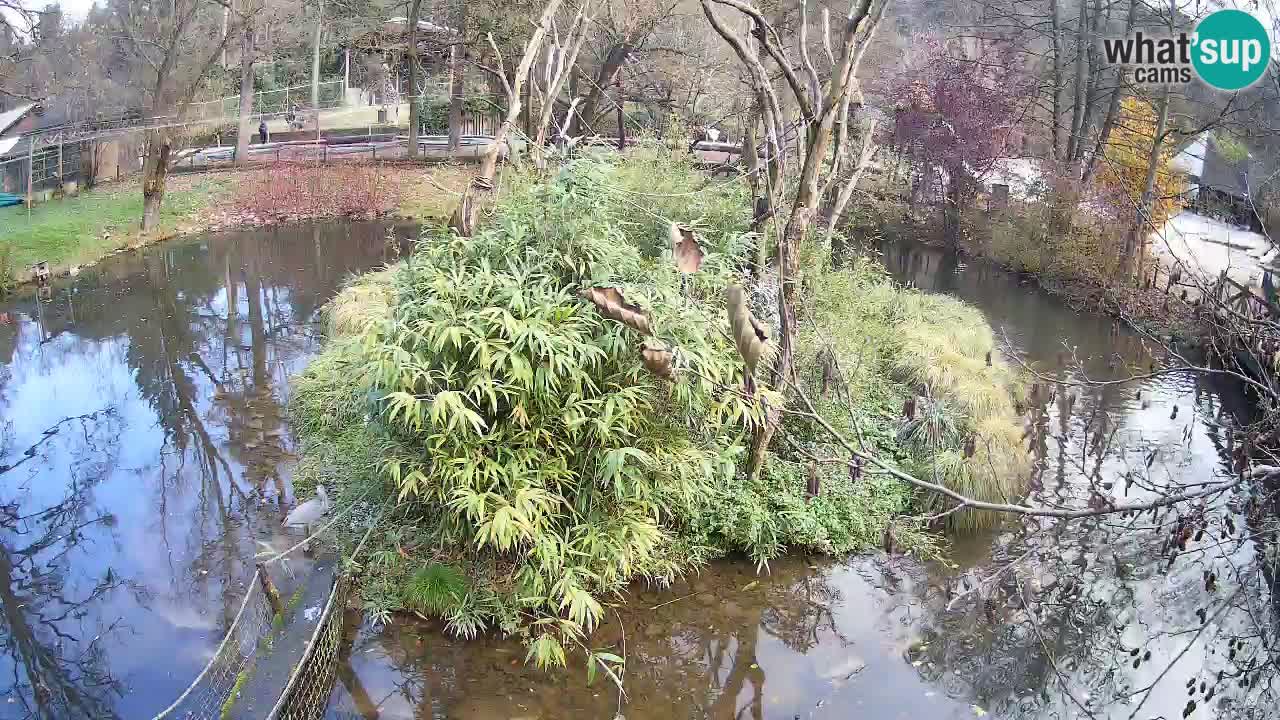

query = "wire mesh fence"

[
  {"left": 147, "top": 564, "right": 353, "bottom": 720},
  {"left": 145, "top": 498, "right": 380, "bottom": 720},
  {"left": 150, "top": 577, "right": 277, "bottom": 719},
  {"left": 188, "top": 80, "right": 348, "bottom": 122},
  {"left": 268, "top": 575, "right": 351, "bottom": 720}
]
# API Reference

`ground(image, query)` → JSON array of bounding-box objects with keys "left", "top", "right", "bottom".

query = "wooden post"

[
  {"left": 256, "top": 563, "right": 285, "bottom": 617},
  {"left": 615, "top": 76, "right": 625, "bottom": 152},
  {"left": 343, "top": 48, "right": 351, "bottom": 99}
]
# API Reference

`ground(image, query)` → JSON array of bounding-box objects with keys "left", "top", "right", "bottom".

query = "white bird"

[{"left": 284, "top": 485, "right": 331, "bottom": 529}]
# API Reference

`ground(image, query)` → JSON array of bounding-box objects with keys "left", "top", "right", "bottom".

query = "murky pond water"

[
  {"left": 0, "top": 222, "right": 413, "bottom": 719},
  {"left": 3, "top": 225, "right": 1273, "bottom": 720},
  {"left": 322, "top": 240, "right": 1275, "bottom": 720}
]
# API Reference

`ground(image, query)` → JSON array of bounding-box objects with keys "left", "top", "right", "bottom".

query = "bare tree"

[
  {"left": 405, "top": 0, "right": 425, "bottom": 158},
  {"left": 702, "top": 0, "right": 887, "bottom": 477},
  {"left": 448, "top": 0, "right": 566, "bottom": 235},
  {"left": 232, "top": 0, "right": 276, "bottom": 166},
  {"left": 116, "top": 0, "right": 236, "bottom": 230},
  {"left": 574, "top": 0, "right": 681, "bottom": 136},
  {"left": 0, "top": 1, "right": 35, "bottom": 102},
  {"left": 446, "top": 0, "right": 467, "bottom": 152},
  {"left": 530, "top": 0, "right": 598, "bottom": 167}
]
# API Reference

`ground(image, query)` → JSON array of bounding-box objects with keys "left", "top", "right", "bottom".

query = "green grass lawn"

[{"left": 0, "top": 175, "right": 230, "bottom": 273}]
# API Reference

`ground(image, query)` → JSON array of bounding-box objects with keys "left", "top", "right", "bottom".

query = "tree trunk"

[
  {"left": 532, "top": 1, "right": 593, "bottom": 158},
  {"left": 141, "top": 130, "right": 172, "bottom": 231},
  {"left": 1126, "top": 86, "right": 1171, "bottom": 277},
  {"left": 406, "top": 0, "right": 424, "bottom": 158},
  {"left": 447, "top": 5, "right": 468, "bottom": 152},
  {"left": 1065, "top": 0, "right": 1088, "bottom": 163},
  {"left": 311, "top": 0, "right": 323, "bottom": 139},
  {"left": 235, "top": 19, "right": 256, "bottom": 167},
  {"left": 823, "top": 119, "right": 877, "bottom": 245},
  {"left": 576, "top": 43, "right": 633, "bottom": 135},
  {"left": 567, "top": 67, "right": 580, "bottom": 137},
  {"left": 943, "top": 170, "right": 964, "bottom": 248},
  {"left": 743, "top": 101, "right": 768, "bottom": 267},
  {"left": 747, "top": 115, "right": 839, "bottom": 476},
  {"left": 1081, "top": 0, "right": 1138, "bottom": 186},
  {"left": 449, "top": 0, "right": 564, "bottom": 235},
  {"left": 1049, "top": 0, "right": 1064, "bottom": 160}
]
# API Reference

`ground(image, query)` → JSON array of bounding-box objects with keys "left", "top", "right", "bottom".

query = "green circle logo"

[{"left": 1192, "top": 9, "right": 1271, "bottom": 91}]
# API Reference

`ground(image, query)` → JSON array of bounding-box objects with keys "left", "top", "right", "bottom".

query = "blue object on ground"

[{"left": 0, "top": 192, "right": 22, "bottom": 207}]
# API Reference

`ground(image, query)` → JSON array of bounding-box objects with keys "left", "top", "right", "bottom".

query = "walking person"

[{"left": 258, "top": 119, "right": 268, "bottom": 145}]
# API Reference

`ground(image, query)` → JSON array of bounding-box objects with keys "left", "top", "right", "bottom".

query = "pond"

[
  {"left": 320, "top": 240, "right": 1274, "bottom": 720},
  {"left": 1, "top": 226, "right": 1273, "bottom": 720},
  {"left": 0, "top": 221, "right": 414, "bottom": 719}
]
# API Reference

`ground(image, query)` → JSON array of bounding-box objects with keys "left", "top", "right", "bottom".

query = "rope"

[{"left": 262, "top": 578, "right": 343, "bottom": 720}]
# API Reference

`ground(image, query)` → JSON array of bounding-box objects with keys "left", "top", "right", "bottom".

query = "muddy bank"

[{"left": 4, "top": 164, "right": 466, "bottom": 288}]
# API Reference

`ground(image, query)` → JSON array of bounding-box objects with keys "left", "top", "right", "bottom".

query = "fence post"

[
  {"left": 256, "top": 563, "right": 285, "bottom": 618},
  {"left": 26, "top": 141, "right": 34, "bottom": 214},
  {"left": 57, "top": 142, "right": 63, "bottom": 188}
]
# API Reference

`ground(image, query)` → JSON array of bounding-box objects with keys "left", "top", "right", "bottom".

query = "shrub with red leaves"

[{"left": 234, "top": 162, "right": 400, "bottom": 222}]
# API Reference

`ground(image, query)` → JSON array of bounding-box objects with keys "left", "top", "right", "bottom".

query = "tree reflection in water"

[
  {"left": 0, "top": 410, "right": 128, "bottom": 720},
  {"left": 0, "top": 221, "right": 415, "bottom": 718}
]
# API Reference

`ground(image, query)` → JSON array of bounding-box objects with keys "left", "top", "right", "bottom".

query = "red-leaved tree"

[{"left": 891, "top": 40, "right": 1030, "bottom": 245}]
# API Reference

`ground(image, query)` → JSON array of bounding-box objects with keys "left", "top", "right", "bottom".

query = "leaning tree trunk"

[
  {"left": 235, "top": 20, "right": 256, "bottom": 167},
  {"left": 576, "top": 43, "right": 633, "bottom": 134},
  {"left": 746, "top": 116, "right": 840, "bottom": 477},
  {"left": 141, "top": 130, "right": 172, "bottom": 231}
]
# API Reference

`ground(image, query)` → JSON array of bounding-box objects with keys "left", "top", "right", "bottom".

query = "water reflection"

[
  {"left": 330, "top": 557, "right": 972, "bottom": 720},
  {"left": 326, "top": 239, "right": 1274, "bottom": 719},
  {"left": 875, "top": 240, "right": 1275, "bottom": 720},
  {"left": 0, "top": 222, "right": 412, "bottom": 719}
]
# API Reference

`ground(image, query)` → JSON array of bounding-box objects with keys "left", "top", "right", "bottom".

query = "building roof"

[
  {"left": 1198, "top": 135, "right": 1250, "bottom": 199},
  {"left": 351, "top": 16, "right": 456, "bottom": 52},
  {"left": 0, "top": 103, "right": 35, "bottom": 137}
]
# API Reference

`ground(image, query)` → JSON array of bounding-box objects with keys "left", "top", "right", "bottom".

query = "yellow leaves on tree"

[{"left": 1099, "top": 97, "right": 1184, "bottom": 230}]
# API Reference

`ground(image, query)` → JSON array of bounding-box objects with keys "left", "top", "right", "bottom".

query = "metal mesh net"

[
  {"left": 269, "top": 575, "right": 351, "bottom": 720},
  {"left": 150, "top": 567, "right": 351, "bottom": 720},
  {"left": 152, "top": 579, "right": 276, "bottom": 719},
  {"left": 151, "top": 497, "right": 376, "bottom": 720}
]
